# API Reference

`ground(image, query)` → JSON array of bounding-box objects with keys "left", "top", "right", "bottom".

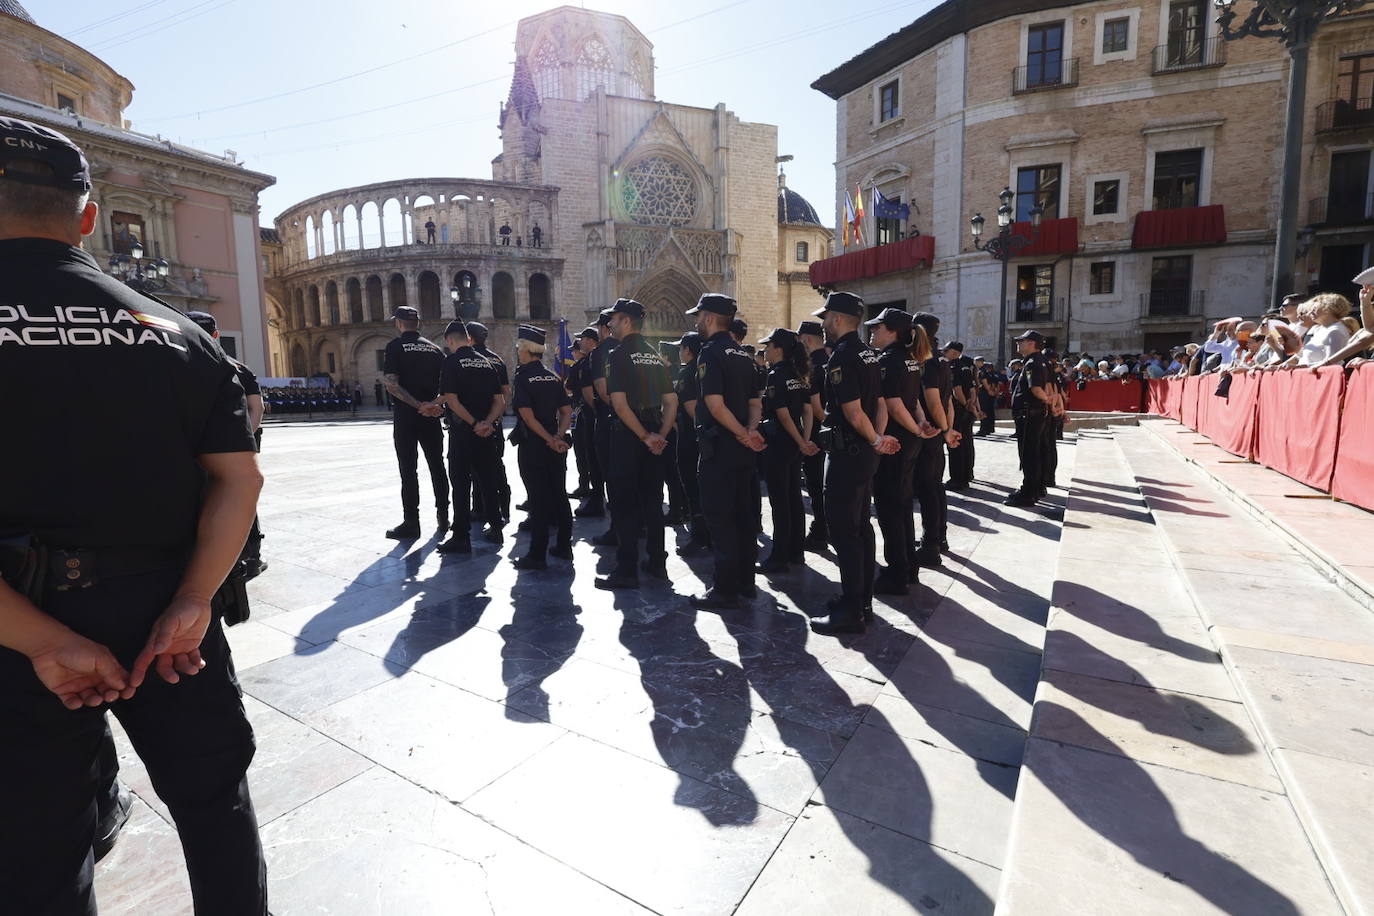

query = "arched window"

[
  {"left": 365, "top": 276, "right": 384, "bottom": 321},
  {"left": 417, "top": 271, "right": 441, "bottom": 320},
  {"left": 325, "top": 281, "right": 340, "bottom": 324},
  {"left": 360, "top": 201, "right": 381, "bottom": 249},
  {"left": 307, "top": 286, "right": 321, "bottom": 326},
  {"left": 389, "top": 273, "right": 408, "bottom": 307},
  {"left": 346, "top": 277, "right": 363, "bottom": 323},
  {"left": 621, "top": 156, "right": 698, "bottom": 226},
  {"left": 305, "top": 215, "right": 317, "bottom": 260},
  {"left": 321, "top": 211, "right": 337, "bottom": 256},
  {"left": 492, "top": 272, "right": 515, "bottom": 319},
  {"left": 576, "top": 38, "right": 613, "bottom": 100},
  {"left": 534, "top": 40, "right": 561, "bottom": 101},
  {"left": 290, "top": 343, "right": 307, "bottom": 377},
  {"left": 341, "top": 204, "right": 360, "bottom": 250},
  {"left": 292, "top": 289, "right": 305, "bottom": 329},
  {"left": 627, "top": 54, "right": 648, "bottom": 98},
  {"left": 529, "top": 273, "right": 551, "bottom": 320}
]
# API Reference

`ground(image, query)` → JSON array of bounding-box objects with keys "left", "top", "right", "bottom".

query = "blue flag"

[
  {"left": 873, "top": 187, "right": 910, "bottom": 221},
  {"left": 557, "top": 318, "right": 575, "bottom": 378}
]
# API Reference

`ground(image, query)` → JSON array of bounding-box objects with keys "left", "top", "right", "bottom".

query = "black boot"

[{"left": 386, "top": 519, "right": 421, "bottom": 539}]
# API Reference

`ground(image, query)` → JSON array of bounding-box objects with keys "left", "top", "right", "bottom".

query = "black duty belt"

[{"left": 46, "top": 545, "right": 186, "bottom": 591}]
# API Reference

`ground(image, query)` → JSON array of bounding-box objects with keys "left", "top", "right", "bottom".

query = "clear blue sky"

[{"left": 31, "top": 0, "right": 938, "bottom": 226}]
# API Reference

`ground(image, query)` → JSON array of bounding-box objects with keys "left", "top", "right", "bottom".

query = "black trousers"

[
  {"left": 449, "top": 424, "right": 503, "bottom": 532},
  {"left": 977, "top": 392, "right": 996, "bottom": 435},
  {"left": 607, "top": 422, "right": 667, "bottom": 577},
  {"left": 393, "top": 408, "right": 448, "bottom": 521},
  {"left": 473, "top": 427, "right": 511, "bottom": 519},
  {"left": 663, "top": 428, "right": 688, "bottom": 517},
  {"left": 762, "top": 444, "right": 804, "bottom": 562},
  {"left": 595, "top": 407, "right": 615, "bottom": 533},
  {"left": 518, "top": 440, "right": 572, "bottom": 558},
  {"left": 948, "top": 405, "right": 976, "bottom": 485},
  {"left": 575, "top": 410, "right": 603, "bottom": 503},
  {"left": 699, "top": 440, "right": 759, "bottom": 596},
  {"left": 1043, "top": 414, "right": 1062, "bottom": 488},
  {"left": 676, "top": 425, "right": 708, "bottom": 544},
  {"left": 0, "top": 569, "right": 265, "bottom": 916},
  {"left": 875, "top": 436, "right": 919, "bottom": 581},
  {"left": 571, "top": 410, "right": 591, "bottom": 490},
  {"left": 1015, "top": 409, "right": 1049, "bottom": 495},
  {"left": 913, "top": 434, "right": 947, "bottom": 555},
  {"left": 825, "top": 445, "right": 881, "bottom": 612},
  {"left": 802, "top": 435, "right": 827, "bottom": 539}
]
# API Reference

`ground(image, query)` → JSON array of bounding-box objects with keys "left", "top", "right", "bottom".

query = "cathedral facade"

[{"left": 269, "top": 5, "right": 804, "bottom": 390}]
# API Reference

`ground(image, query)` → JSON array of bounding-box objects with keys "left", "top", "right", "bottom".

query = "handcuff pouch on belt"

[
  {"left": 816, "top": 425, "right": 860, "bottom": 456},
  {"left": 0, "top": 535, "right": 46, "bottom": 603}
]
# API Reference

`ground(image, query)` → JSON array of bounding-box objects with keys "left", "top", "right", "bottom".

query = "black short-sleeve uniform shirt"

[
  {"left": 476, "top": 345, "right": 510, "bottom": 390},
  {"left": 605, "top": 333, "right": 672, "bottom": 413},
  {"left": 878, "top": 343, "right": 923, "bottom": 440},
  {"left": 590, "top": 338, "right": 619, "bottom": 416},
  {"left": 567, "top": 356, "right": 590, "bottom": 408},
  {"left": 809, "top": 349, "right": 830, "bottom": 400},
  {"left": 823, "top": 331, "right": 882, "bottom": 437},
  {"left": 0, "top": 239, "right": 253, "bottom": 549},
  {"left": 763, "top": 361, "right": 808, "bottom": 450},
  {"left": 922, "top": 356, "right": 954, "bottom": 418},
  {"left": 440, "top": 346, "right": 502, "bottom": 421},
  {"left": 696, "top": 331, "right": 757, "bottom": 433},
  {"left": 383, "top": 331, "right": 444, "bottom": 412},
  {"left": 512, "top": 360, "right": 570, "bottom": 436},
  {"left": 230, "top": 358, "right": 261, "bottom": 398},
  {"left": 1011, "top": 352, "right": 1050, "bottom": 411},
  {"left": 676, "top": 359, "right": 701, "bottom": 428}
]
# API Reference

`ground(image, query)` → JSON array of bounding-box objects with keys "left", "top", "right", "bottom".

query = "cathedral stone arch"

[
  {"left": 533, "top": 38, "right": 563, "bottom": 101},
  {"left": 575, "top": 36, "right": 614, "bottom": 100}
]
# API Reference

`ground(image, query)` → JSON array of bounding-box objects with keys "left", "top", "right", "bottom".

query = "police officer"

[
  {"left": 810, "top": 292, "right": 900, "bottom": 634},
  {"left": 912, "top": 313, "right": 959, "bottom": 567},
  {"left": 1006, "top": 330, "right": 1053, "bottom": 506},
  {"left": 437, "top": 321, "right": 506, "bottom": 552},
  {"left": 975, "top": 357, "right": 998, "bottom": 436},
  {"left": 467, "top": 321, "right": 512, "bottom": 522},
  {"left": 511, "top": 325, "right": 574, "bottom": 569},
  {"left": 587, "top": 308, "right": 620, "bottom": 545},
  {"left": 757, "top": 328, "right": 817, "bottom": 573},
  {"left": 0, "top": 116, "right": 267, "bottom": 913},
  {"left": 866, "top": 308, "right": 936, "bottom": 595},
  {"left": 670, "top": 331, "right": 711, "bottom": 556},
  {"left": 565, "top": 331, "right": 596, "bottom": 501},
  {"left": 571, "top": 326, "right": 606, "bottom": 517},
  {"left": 797, "top": 319, "right": 830, "bottom": 551},
  {"left": 382, "top": 305, "right": 448, "bottom": 539},
  {"left": 1042, "top": 349, "right": 1067, "bottom": 489},
  {"left": 657, "top": 339, "right": 690, "bottom": 526},
  {"left": 597, "top": 299, "right": 678, "bottom": 590},
  {"left": 187, "top": 310, "right": 268, "bottom": 576},
  {"left": 945, "top": 342, "right": 978, "bottom": 491},
  {"left": 687, "top": 294, "right": 765, "bottom": 609}
]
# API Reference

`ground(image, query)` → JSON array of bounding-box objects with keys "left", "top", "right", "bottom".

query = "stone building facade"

[
  {"left": 810, "top": 0, "right": 1374, "bottom": 358},
  {"left": 0, "top": 1, "right": 276, "bottom": 373},
  {"left": 269, "top": 5, "right": 789, "bottom": 391},
  {"left": 777, "top": 171, "right": 834, "bottom": 329}
]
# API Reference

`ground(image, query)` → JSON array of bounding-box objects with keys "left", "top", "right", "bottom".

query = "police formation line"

[{"left": 383, "top": 292, "right": 1067, "bottom": 636}]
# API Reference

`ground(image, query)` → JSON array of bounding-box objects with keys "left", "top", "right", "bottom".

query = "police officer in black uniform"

[
  {"left": 597, "top": 299, "right": 678, "bottom": 590},
  {"left": 382, "top": 305, "right": 448, "bottom": 539},
  {"left": 566, "top": 329, "right": 597, "bottom": 501},
  {"left": 687, "top": 294, "right": 765, "bottom": 608},
  {"left": 587, "top": 308, "right": 621, "bottom": 545},
  {"left": 757, "top": 328, "right": 816, "bottom": 573},
  {"left": 671, "top": 330, "right": 711, "bottom": 556},
  {"left": 912, "top": 312, "right": 959, "bottom": 567},
  {"left": 438, "top": 321, "right": 506, "bottom": 552},
  {"left": 571, "top": 326, "right": 606, "bottom": 517},
  {"left": 1006, "top": 330, "right": 1053, "bottom": 506},
  {"left": 1042, "top": 349, "right": 1066, "bottom": 489},
  {"left": 511, "top": 325, "right": 574, "bottom": 569},
  {"left": 467, "top": 321, "right": 512, "bottom": 522},
  {"left": 0, "top": 116, "right": 267, "bottom": 913},
  {"left": 810, "top": 291, "right": 900, "bottom": 635},
  {"left": 797, "top": 319, "right": 830, "bottom": 552},
  {"left": 945, "top": 342, "right": 978, "bottom": 490},
  {"left": 975, "top": 357, "right": 999, "bottom": 436}
]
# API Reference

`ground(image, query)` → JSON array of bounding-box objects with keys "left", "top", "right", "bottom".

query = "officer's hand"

[
  {"left": 800, "top": 440, "right": 820, "bottom": 457},
  {"left": 742, "top": 430, "right": 766, "bottom": 452},
  {"left": 547, "top": 437, "right": 570, "bottom": 453},
  {"left": 874, "top": 435, "right": 901, "bottom": 455},
  {"left": 919, "top": 422, "right": 940, "bottom": 438},
  {"left": 131, "top": 596, "right": 211, "bottom": 688},
  {"left": 944, "top": 429, "right": 963, "bottom": 448},
  {"left": 643, "top": 433, "right": 667, "bottom": 455},
  {"left": 28, "top": 632, "right": 133, "bottom": 710},
  {"left": 475, "top": 421, "right": 494, "bottom": 437}
]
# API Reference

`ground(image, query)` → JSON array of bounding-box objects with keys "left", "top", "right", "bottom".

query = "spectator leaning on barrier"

[
  {"left": 1316, "top": 280, "right": 1374, "bottom": 370},
  {"left": 1281, "top": 294, "right": 1352, "bottom": 368}
]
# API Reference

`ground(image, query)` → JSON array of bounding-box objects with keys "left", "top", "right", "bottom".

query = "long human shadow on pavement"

[
  {"left": 498, "top": 565, "right": 584, "bottom": 723},
  {"left": 1052, "top": 582, "right": 1219, "bottom": 664},
  {"left": 1026, "top": 705, "right": 1299, "bottom": 915}
]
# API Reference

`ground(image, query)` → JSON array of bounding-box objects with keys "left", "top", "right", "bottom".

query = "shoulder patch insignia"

[
  {"left": 829, "top": 367, "right": 842, "bottom": 384},
  {"left": 698, "top": 363, "right": 707, "bottom": 380}
]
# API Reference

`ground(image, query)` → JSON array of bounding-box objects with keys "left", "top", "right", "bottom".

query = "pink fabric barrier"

[
  {"left": 1146, "top": 379, "right": 1169, "bottom": 417},
  {"left": 1255, "top": 367, "right": 1346, "bottom": 491},
  {"left": 1195, "top": 372, "right": 1260, "bottom": 459},
  {"left": 1179, "top": 376, "right": 1204, "bottom": 429},
  {"left": 1066, "top": 379, "right": 1145, "bottom": 412},
  {"left": 1332, "top": 364, "right": 1374, "bottom": 512}
]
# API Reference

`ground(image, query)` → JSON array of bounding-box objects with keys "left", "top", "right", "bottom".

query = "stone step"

[
  {"left": 995, "top": 432, "right": 1345, "bottom": 915},
  {"left": 1115, "top": 425, "right": 1374, "bottom": 916}
]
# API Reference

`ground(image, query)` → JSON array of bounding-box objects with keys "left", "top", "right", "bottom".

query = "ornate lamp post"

[
  {"left": 1214, "top": 0, "right": 1370, "bottom": 306},
  {"left": 108, "top": 240, "right": 170, "bottom": 293},
  {"left": 971, "top": 187, "right": 1043, "bottom": 369}
]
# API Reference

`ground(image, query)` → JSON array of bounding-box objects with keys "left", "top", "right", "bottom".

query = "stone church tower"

[{"left": 497, "top": 6, "right": 781, "bottom": 336}]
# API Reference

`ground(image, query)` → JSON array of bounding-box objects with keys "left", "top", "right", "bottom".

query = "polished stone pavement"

[{"left": 93, "top": 418, "right": 1072, "bottom": 915}]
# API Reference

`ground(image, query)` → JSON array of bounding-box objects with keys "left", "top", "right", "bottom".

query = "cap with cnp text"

[
  {"left": 812, "top": 290, "right": 865, "bottom": 318},
  {"left": 686, "top": 293, "right": 738, "bottom": 317},
  {"left": 0, "top": 116, "right": 91, "bottom": 192}
]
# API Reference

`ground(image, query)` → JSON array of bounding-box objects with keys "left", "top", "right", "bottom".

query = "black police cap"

[
  {"left": 392, "top": 306, "right": 420, "bottom": 321},
  {"left": 796, "top": 320, "right": 824, "bottom": 338},
  {"left": 443, "top": 320, "right": 469, "bottom": 337},
  {"left": 910, "top": 311, "right": 940, "bottom": 334},
  {"left": 729, "top": 317, "right": 749, "bottom": 338},
  {"left": 578, "top": 326, "right": 600, "bottom": 341},
  {"left": 685, "top": 293, "right": 737, "bottom": 317},
  {"left": 1014, "top": 329, "right": 1046, "bottom": 343},
  {"left": 518, "top": 324, "right": 546, "bottom": 345},
  {"left": 759, "top": 327, "right": 798, "bottom": 348},
  {"left": 944, "top": 340, "right": 965, "bottom": 353},
  {"left": 466, "top": 321, "right": 489, "bottom": 341},
  {"left": 812, "top": 290, "right": 864, "bottom": 318},
  {"left": 669, "top": 330, "right": 705, "bottom": 353},
  {"left": 864, "top": 307, "right": 911, "bottom": 331},
  {"left": 609, "top": 298, "right": 645, "bottom": 319},
  {"left": 186, "top": 310, "right": 217, "bottom": 334},
  {"left": 0, "top": 116, "right": 91, "bottom": 192},
  {"left": 596, "top": 308, "right": 615, "bottom": 327}
]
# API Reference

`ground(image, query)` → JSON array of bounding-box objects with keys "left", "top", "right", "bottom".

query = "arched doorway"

[
  {"left": 289, "top": 342, "right": 308, "bottom": 377},
  {"left": 453, "top": 270, "right": 479, "bottom": 320},
  {"left": 388, "top": 273, "right": 408, "bottom": 308},
  {"left": 417, "top": 271, "right": 441, "bottom": 320},
  {"left": 529, "top": 273, "right": 551, "bottom": 320},
  {"left": 346, "top": 277, "right": 363, "bottom": 323},
  {"left": 492, "top": 271, "right": 515, "bottom": 319},
  {"left": 365, "top": 275, "right": 384, "bottom": 321}
]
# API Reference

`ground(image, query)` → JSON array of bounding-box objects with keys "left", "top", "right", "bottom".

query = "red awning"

[
  {"left": 809, "top": 234, "right": 935, "bottom": 287},
  {"left": 1132, "top": 205, "right": 1228, "bottom": 249},
  {"left": 1011, "top": 217, "right": 1078, "bottom": 258}
]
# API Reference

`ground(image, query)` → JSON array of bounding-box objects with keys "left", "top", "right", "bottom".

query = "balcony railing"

[
  {"left": 1011, "top": 296, "right": 1065, "bottom": 324},
  {"left": 1012, "top": 57, "right": 1080, "bottom": 95},
  {"left": 1141, "top": 290, "right": 1207, "bottom": 318},
  {"left": 1316, "top": 97, "right": 1374, "bottom": 133},
  {"left": 1152, "top": 36, "right": 1226, "bottom": 75},
  {"left": 1308, "top": 193, "right": 1374, "bottom": 226}
]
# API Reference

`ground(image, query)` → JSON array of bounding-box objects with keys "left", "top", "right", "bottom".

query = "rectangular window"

[
  {"left": 1327, "top": 149, "right": 1371, "bottom": 223},
  {"left": 110, "top": 212, "right": 146, "bottom": 256},
  {"left": 1016, "top": 165, "right": 1061, "bottom": 222},
  {"left": 876, "top": 194, "right": 904, "bottom": 246},
  {"left": 795, "top": 241, "right": 809, "bottom": 263},
  {"left": 262, "top": 254, "right": 270, "bottom": 275},
  {"left": 1093, "top": 179, "right": 1120, "bottom": 215},
  {"left": 327, "top": 353, "right": 336, "bottom": 374},
  {"left": 1152, "top": 149, "right": 1203, "bottom": 209},
  {"left": 879, "top": 81, "right": 899, "bottom": 122},
  {"left": 1166, "top": 0, "right": 1206, "bottom": 68},
  {"left": 1148, "top": 255, "right": 1194, "bottom": 315},
  {"left": 1016, "top": 264, "right": 1055, "bottom": 320},
  {"left": 1090, "top": 261, "right": 1116, "bottom": 295},
  {"left": 1336, "top": 52, "right": 1374, "bottom": 105},
  {"left": 1102, "top": 17, "right": 1129, "bottom": 54},
  {"left": 1026, "top": 22, "right": 1066, "bottom": 88},
  {"left": 56, "top": 92, "right": 77, "bottom": 113}
]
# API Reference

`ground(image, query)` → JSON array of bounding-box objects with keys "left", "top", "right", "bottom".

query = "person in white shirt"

[
  {"left": 1315, "top": 283, "right": 1373, "bottom": 370},
  {"left": 1203, "top": 317, "right": 1247, "bottom": 366},
  {"left": 1282, "top": 293, "right": 1353, "bottom": 366}
]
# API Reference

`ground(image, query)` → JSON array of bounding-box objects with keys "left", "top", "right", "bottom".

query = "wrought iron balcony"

[
  {"left": 1011, "top": 296, "right": 1065, "bottom": 324},
  {"left": 1308, "top": 193, "right": 1374, "bottom": 226},
  {"left": 1152, "top": 36, "right": 1226, "bottom": 75},
  {"left": 1140, "top": 290, "right": 1207, "bottom": 318},
  {"left": 1012, "top": 58, "right": 1079, "bottom": 95},
  {"left": 1316, "top": 97, "right": 1374, "bottom": 133}
]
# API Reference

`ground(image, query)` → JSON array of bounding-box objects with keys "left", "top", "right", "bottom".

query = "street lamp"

[
  {"left": 108, "top": 248, "right": 170, "bottom": 293},
  {"left": 449, "top": 285, "right": 460, "bottom": 317},
  {"left": 1214, "top": 0, "right": 1370, "bottom": 307},
  {"left": 971, "top": 186, "right": 1043, "bottom": 369}
]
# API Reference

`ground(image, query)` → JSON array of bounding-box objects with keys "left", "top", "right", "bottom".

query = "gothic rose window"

[{"left": 621, "top": 156, "right": 698, "bottom": 227}]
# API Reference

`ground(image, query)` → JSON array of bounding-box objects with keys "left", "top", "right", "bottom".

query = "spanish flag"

[
  {"left": 130, "top": 310, "right": 182, "bottom": 334},
  {"left": 843, "top": 190, "right": 855, "bottom": 247},
  {"left": 853, "top": 183, "right": 866, "bottom": 245}
]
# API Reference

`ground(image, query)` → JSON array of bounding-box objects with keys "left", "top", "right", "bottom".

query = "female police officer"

[
  {"left": 757, "top": 328, "right": 817, "bottom": 573},
  {"left": 511, "top": 325, "right": 574, "bottom": 569}
]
